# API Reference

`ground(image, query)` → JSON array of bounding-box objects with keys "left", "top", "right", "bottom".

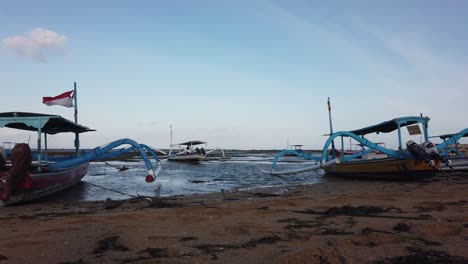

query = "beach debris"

[
  {"left": 140, "top": 248, "right": 168, "bottom": 258},
  {"left": 180, "top": 236, "right": 198, "bottom": 242},
  {"left": 104, "top": 198, "right": 125, "bottom": 210},
  {"left": 361, "top": 227, "right": 393, "bottom": 235},
  {"left": 294, "top": 205, "right": 388, "bottom": 217},
  {"left": 278, "top": 217, "right": 326, "bottom": 230},
  {"left": 251, "top": 192, "right": 281, "bottom": 198},
  {"left": 414, "top": 201, "right": 447, "bottom": 212},
  {"left": 58, "top": 259, "right": 84, "bottom": 264},
  {"left": 322, "top": 206, "right": 388, "bottom": 216},
  {"left": 93, "top": 236, "right": 129, "bottom": 254},
  {"left": 145, "top": 198, "right": 178, "bottom": 208},
  {"left": 393, "top": 223, "right": 411, "bottom": 232},
  {"left": 403, "top": 236, "right": 441, "bottom": 246},
  {"left": 193, "top": 235, "right": 282, "bottom": 258},
  {"left": 371, "top": 248, "right": 468, "bottom": 264}
]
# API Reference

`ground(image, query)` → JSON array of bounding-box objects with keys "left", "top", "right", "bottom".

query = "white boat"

[
  {"left": 167, "top": 140, "right": 208, "bottom": 162},
  {"left": 284, "top": 144, "right": 304, "bottom": 156}
]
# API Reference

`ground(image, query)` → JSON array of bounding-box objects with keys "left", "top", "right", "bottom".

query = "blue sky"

[{"left": 1, "top": 0, "right": 468, "bottom": 150}]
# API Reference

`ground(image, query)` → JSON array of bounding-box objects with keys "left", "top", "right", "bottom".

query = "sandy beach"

[{"left": 1, "top": 173, "right": 468, "bottom": 264}]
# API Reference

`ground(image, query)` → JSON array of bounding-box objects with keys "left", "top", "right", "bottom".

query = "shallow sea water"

[{"left": 52, "top": 153, "right": 325, "bottom": 202}]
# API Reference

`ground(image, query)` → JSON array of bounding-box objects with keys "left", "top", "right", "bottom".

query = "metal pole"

[
  {"left": 44, "top": 133, "right": 48, "bottom": 164},
  {"left": 37, "top": 122, "right": 42, "bottom": 171},
  {"left": 74, "top": 82, "right": 79, "bottom": 157},
  {"left": 170, "top": 124, "right": 173, "bottom": 147},
  {"left": 397, "top": 123, "right": 402, "bottom": 150},
  {"left": 328, "top": 97, "right": 336, "bottom": 158}
]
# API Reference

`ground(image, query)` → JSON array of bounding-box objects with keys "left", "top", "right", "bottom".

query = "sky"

[{"left": 1, "top": 0, "right": 468, "bottom": 150}]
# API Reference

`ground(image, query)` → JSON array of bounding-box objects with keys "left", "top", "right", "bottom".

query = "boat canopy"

[
  {"left": 349, "top": 116, "right": 428, "bottom": 136},
  {"left": 176, "top": 140, "right": 206, "bottom": 146},
  {"left": 0, "top": 112, "right": 94, "bottom": 134}
]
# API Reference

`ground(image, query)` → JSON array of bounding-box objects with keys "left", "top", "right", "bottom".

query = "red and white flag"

[{"left": 42, "top": 90, "right": 75, "bottom": 107}]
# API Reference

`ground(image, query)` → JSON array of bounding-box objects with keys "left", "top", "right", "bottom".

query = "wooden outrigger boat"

[
  {"left": 0, "top": 112, "right": 162, "bottom": 204},
  {"left": 266, "top": 116, "right": 451, "bottom": 180}
]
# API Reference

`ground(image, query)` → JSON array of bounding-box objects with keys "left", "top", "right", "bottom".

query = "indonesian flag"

[{"left": 42, "top": 90, "right": 75, "bottom": 107}]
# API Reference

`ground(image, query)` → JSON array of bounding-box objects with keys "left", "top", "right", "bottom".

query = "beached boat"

[
  {"left": 0, "top": 112, "right": 161, "bottom": 204},
  {"left": 266, "top": 116, "right": 451, "bottom": 180}
]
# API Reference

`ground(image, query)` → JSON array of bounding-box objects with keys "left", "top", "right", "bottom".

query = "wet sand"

[{"left": 1, "top": 173, "right": 468, "bottom": 264}]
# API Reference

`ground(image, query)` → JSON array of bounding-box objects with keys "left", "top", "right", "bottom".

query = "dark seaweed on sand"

[
  {"left": 294, "top": 205, "right": 388, "bottom": 216},
  {"left": 194, "top": 235, "right": 282, "bottom": 255},
  {"left": 93, "top": 236, "right": 129, "bottom": 253},
  {"left": 251, "top": 192, "right": 281, "bottom": 198},
  {"left": 140, "top": 248, "right": 168, "bottom": 258},
  {"left": 393, "top": 223, "right": 411, "bottom": 232},
  {"left": 372, "top": 249, "right": 468, "bottom": 264},
  {"left": 58, "top": 259, "right": 84, "bottom": 264}
]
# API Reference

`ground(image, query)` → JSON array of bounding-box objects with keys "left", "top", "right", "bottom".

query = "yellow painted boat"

[{"left": 324, "top": 157, "right": 439, "bottom": 180}]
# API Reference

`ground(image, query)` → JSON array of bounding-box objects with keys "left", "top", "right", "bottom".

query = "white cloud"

[{"left": 2, "top": 28, "right": 68, "bottom": 62}]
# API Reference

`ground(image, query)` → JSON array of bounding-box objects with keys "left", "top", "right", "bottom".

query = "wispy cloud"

[{"left": 2, "top": 28, "right": 68, "bottom": 62}]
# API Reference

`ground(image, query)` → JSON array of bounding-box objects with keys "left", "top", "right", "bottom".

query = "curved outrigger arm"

[
  {"left": 321, "top": 131, "right": 402, "bottom": 161},
  {"left": 436, "top": 128, "right": 468, "bottom": 156},
  {"left": 48, "top": 138, "right": 162, "bottom": 182},
  {"left": 205, "top": 148, "right": 226, "bottom": 158},
  {"left": 271, "top": 150, "right": 321, "bottom": 171},
  {"left": 265, "top": 158, "right": 339, "bottom": 175},
  {"left": 139, "top": 144, "right": 162, "bottom": 180},
  {"left": 267, "top": 149, "right": 336, "bottom": 175}
]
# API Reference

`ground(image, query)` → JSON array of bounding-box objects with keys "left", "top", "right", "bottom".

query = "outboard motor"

[
  {"left": 201, "top": 148, "right": 206, "bottom": 155},
  {"left": 406, "top": 140, "right": 452, "bottom": 169},
  {"left": 195, "top": 148, "right": 201, "bottom": 155},
  {"left": 406, "top": 140, "right": 420, "bottom": 159}
]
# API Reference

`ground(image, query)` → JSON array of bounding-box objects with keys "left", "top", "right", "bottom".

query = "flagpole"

[
  {"left": 74, "top": 82, "right": 79, "bottom": 157},
  {"left": 327, "top": 97, "right": 336, "bottom": 158},
  {"left": 74, "top": 82, "right": 78, "bottom": 124}
]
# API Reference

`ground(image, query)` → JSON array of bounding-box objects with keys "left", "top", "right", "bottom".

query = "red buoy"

[{"left": 145, "top": 175, "right": 155, "bottom": 183}]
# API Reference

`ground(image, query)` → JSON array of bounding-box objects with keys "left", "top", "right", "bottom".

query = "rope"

[
  {"left": 84, "top": 181, "right": 138, "bottom": 198},
  {"left": 96, "top": 130, "right": 112, "bottom": 144},
  {"left": 104, "top": 162, "right": 120, "bottom": 169}
]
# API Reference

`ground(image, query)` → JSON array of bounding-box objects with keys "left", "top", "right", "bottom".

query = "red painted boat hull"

[{"left": 3, "top": 162, "right": 89, "bottom": 204}]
